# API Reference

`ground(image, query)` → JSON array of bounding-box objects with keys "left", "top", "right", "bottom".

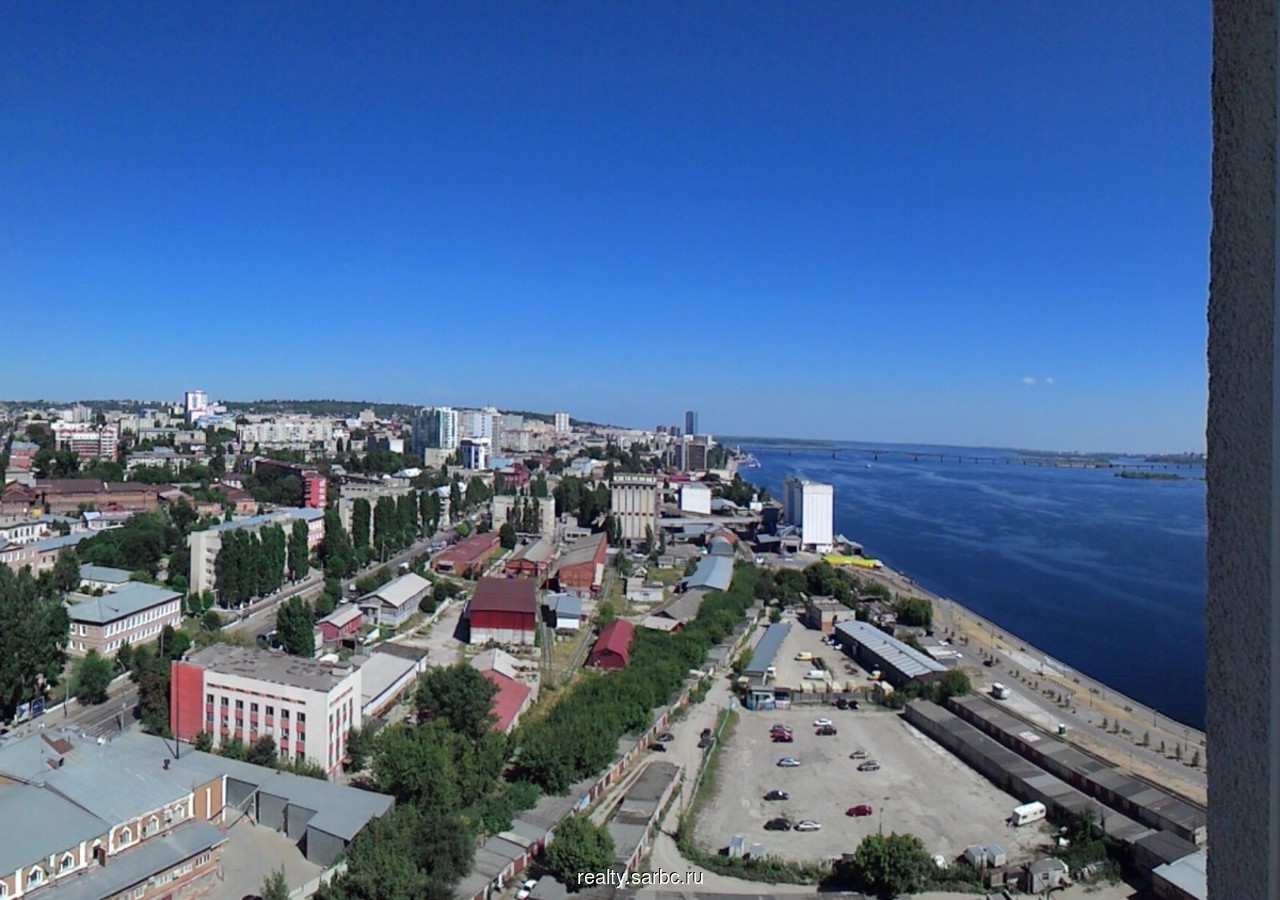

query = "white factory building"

[{"left": 783, "top": 477, "right": 834, "bottom": 552}]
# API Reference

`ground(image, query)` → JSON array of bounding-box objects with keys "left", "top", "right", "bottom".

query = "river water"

[{"left": 739, "top": 442, "right": 1207, "bottom": 730}]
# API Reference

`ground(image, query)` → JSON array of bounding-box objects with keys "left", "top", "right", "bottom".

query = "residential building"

[
  {"left": 684, "top": 410, "right": 699, "bottom": 436},
  {"left": 412, "top": 406, "right": 459, "bottom": 453},
  {"left": 467, "top": 577, "right": 538, "bottom": 645},
  {"left": 680, "top": 481, "right": 712, "bottom": 515},
  {"left": 491, "top": 494, "right": 556, "bottom": 535},
  {"left": 317, "top": 604, "right": 363, "bottom": 646},
  {"left": 188, "top": 508, "right": 325, "bottom": 597},
  {"left": 66, "top": 582, "right": 183, "bottom": 657},
  {"left": 237, "top": 418, "right": 341, "bottom": 452},
  {"left": 0, "top": 516, "right": 51, "bottom": 545},
  {"left": 252, "top": 457, "right": 328, "bottom": 509},
  {"left": 432, "top": 532, "right": 500, "bottom": 576},
  {"left": 682, "top": 434, "right": 712, "bottom": 472},
  {"left": 184, "top": 389, "right": 209, "bottom": 424},
  {"left": 336, "top": 480, "right": 414, "bottom": 538},
  {"left": 459, "top": 407, "right": 500, "bottom": 442},
  {"left": 554, "top": 411, "right": 571, "bottom": 434},
  {"left": 550, "top": 532, "right": 607, "bottom": 594},
  {"left": 588, "top": 620, "right": 635, "bottom": 671},
  {"left": 461, "top": 437, "right": 490, "bottom": 470},
  {"left": 52, "top": 422, "right": 119, "bottom": 460},
  {"left": 357, "top": 572, "right": 430, "bottom": 628},
  {"left": 171, "top": 644, "right": 363, "bottom": 777},
  {"left": 0, "top": 532, "right": 91, "bottom": 573},
  {"left": 610, "top": 474, "right": 659, "bottom": 545},
  {"left": 782, "top": 477, "right": 834, "bottom": 552}
]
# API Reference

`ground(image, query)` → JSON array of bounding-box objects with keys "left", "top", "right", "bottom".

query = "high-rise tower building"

[{"left": 684, "top": 410, "right": 699, "bottom": 436}]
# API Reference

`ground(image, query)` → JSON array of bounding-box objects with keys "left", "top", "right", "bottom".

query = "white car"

[
  {"left": 516, "top": 879, "right": 538, "bottom": 900},
  {"left": 795, "top": 820, "right": 822, "bottom": 832},
  {"left": 777, "top": 757, "right": 801, "bottom": 767},
  {"left": 813, "top": 717, "right": 833, "bottom": 727}
]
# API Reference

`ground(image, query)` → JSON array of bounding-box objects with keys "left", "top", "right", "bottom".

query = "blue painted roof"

[
  {"left": 744, "top": 623, "right": 791, "bottom": 676},
  {"left": 682, "top": 554, "right": 733, "bottom": 591}
]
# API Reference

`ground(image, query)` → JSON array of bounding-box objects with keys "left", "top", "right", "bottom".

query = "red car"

[{"left": 846, "top": 804, "right": 874, "bottom": 817}]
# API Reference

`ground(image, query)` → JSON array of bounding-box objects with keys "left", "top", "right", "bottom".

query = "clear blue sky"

[{"left": 1, "top": 2, "right": 1209, "bottom": 452}]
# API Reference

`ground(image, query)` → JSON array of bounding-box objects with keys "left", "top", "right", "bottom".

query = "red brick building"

[
  {"left": 550, "top": 532, "right": 607, "bottom": 593},
  {"left": 467, "top": 577, "right": 538, "bottom": 645},
  {"left": 433, "top": 532, "right": 501, "bottom": 576},
  {"left": 317, "top": 604, "right": 363, "bottom": 645},
  {"left": 588, "top": 619, "right": 635, "bottom": 670}
]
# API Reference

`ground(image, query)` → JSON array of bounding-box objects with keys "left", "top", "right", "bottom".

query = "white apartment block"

[
  {"left": 412, "top": 406, "right": 459, "bottom": 452},
  {"left": 189, "top": 508, "right": 325, "bottom": 597},
  {"left": 554, "top": 411, "right": 571, "bottom": 434},
  {"left": 174, "top": 644, "right": 362, "bottom": 777},
  {"left": 783, "top": 477, "right": 834, "bottom": 552},
  {"left": 236, "top": 418, "right": 341, "bottom": 450},
  {"left": 610, "top": 474, "right": 660, "bottom": 544},
  {"left": 461, "top": 437, "right": 491, "bottom": 471},
  {"left": 52, "top": 422, "right": 119, "bottom": 460}
]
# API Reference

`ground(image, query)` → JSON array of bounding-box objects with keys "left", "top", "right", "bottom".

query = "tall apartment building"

[
  {"left": 610, "top": 474, "right": 659, "bottom": 544},
  {"left": 53, "top": 422, "right": 119, "bottom": 460},
  {"left": 554, "top": 411, "right": 571, "bottom": 434},
  {"left": 171, "top": 644, "right": 362, "bottom": 777},
  {"left": 237, "top": 418, "right": 340, "bottom": 451},
  {"left": 684, "top": 410, "right": 699, "bottom": 436},
  {"left": 783, "top": 477, "right": 834, "bottom": 552},
  {"left": 412, "top": 406, "right": 459, "bottom": 452},
  {"left": 188, "top": 508, "right": 325, "bottom": 596},
  {"left": 461, "top": 437, "right": 491, "bottom": 471},
  {"left": 682, "top": 434, "right": 713, "bottom": 472},
  {"left": 184, "top": 389, "right": 209, "bottom": 424},
  {"left": 459, "top": 407, "right": 500, "bottom": 442}
]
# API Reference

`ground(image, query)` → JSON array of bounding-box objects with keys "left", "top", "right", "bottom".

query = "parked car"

[
  {"left": 849, "top": 749, "right": 868, "bottom": 760},
  {"left": 697, "top": 737, "right": 712, "bottom": 749},
  {"left": 984, "top": 658, "right": 997, "bottom": 667},
  {"left": 649, "top": 742, "right": 667, "bottom": 752},
  {"left": 795, "top": 820, "right": 822, "bottom": 832},
  {"left": 764, "top": 817, "right": 793, "bottom": 831},
  {"left": 857, "top": 760, "right": 881, "bottom": 772},
  {"left": 764, "top": 789, "right": 790, "bottom": 801},
  {"left": 835, "top": 698, "right": 848, "bottom": 709},
  {"left": 656, "top": 732, "right": 675, "bottom": 742},
  {"left": 813, "top": 717, "right": 833, "bottom": 727},
  {"left": 846, "top": 805, "right": 873, "bottom": 817},
  {"left": 777, "top": 757, "right": 801, "bottom": 767},
  {"left": 516, "top": 879, "right": 538, "bottom": 900},
  {"left": 772, "top": 732, "right": 794, "bottom": 743},
  {"left": 701, "top": 727, "right": 712, "bottom": 740},
  {"left": 816, "top": 725, "right": 838, "bottom": 736}
]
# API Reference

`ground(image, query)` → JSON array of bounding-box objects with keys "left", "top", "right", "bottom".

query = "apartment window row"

[{"left": 105, "top": 605, "right": 178, "bottom": 637}]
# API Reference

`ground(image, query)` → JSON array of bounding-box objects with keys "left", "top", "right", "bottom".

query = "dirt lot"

[{"left": 691, "top": 702, "right": 1052, "bottom": 865}]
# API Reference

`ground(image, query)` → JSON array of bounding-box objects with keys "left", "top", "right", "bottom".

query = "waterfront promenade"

[{"left": 861, "top": 561, "right": 1208, "bottom": 807}]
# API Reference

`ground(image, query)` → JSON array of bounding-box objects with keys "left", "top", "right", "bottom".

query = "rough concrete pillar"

[{"left": 1208, "top": 2, "right": 1278, "bottom": 898}]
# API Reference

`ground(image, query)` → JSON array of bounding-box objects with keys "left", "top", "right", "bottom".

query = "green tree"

[
  {"left": 248, "top": 734, "right": 282, "bottom": 767},
  {"left": 220, "top": 735, "right": 248, "bottom": 760},
  {"left": 115, "top": 640, "right": 134, "bottom": 672},
  {"left": 193, "top": 730, "right": 214, "bottom": 752},
  {"left": 322, "top": 507, "right": 355, "bottom": 579},
  {"left": 414, "top": 664, "right": 498, "bottom": 741},
  {"left": 449, "top": 481, "right": 463, "bottom": 522},
  {"left": 892, "top": 595, "right": 934, "bottom": 629},
  {"left": 158, "top": 624, "right": 192, "bottom": 661},
  {"left": 201, "top": 609, "right": 223, "bottom": 631},
  {"left": 373, "top": 496, "right": 397, "bottom": 559},
  {"left": 499, "top": 522, "right": 517, "bottom": 550},
  {"left": 276, "top": 596, "right": 316, "bottom": 657},
  {"left": 928, "top": 669, "right": 972, "bottom": 703},
  {"left": 351, "top": 498, "right": 372, "bottom": 549},
  {"left": 261, "top": 867, "right": 290, "bottom": 900},
  {"left": 52, "top": 548, "right": 81, "bottom": 594},
  {"left": 289, "top": 518, "right": 311, "bottom": 581},
  {"left": 545, "top": 814, "right": 615, "bottom": 886},
  {"left": 73, "top": 650, "right": 114, "bottom": 705},
  {"left": 850, "top": 832, "right": 934, "bottom": 898},
  {"left": 0, "top": 566, "right": 71, "bottom": 721}
]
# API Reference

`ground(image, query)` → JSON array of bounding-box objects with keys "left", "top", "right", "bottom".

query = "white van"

[
  {"left": 1009, "top": 801, "right": 1047, "bottom": 826},
  {"left": 804, "top": 669, "right": 826, "bottom": 680}
]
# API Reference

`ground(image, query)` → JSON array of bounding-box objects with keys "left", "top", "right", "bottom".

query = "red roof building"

[
  {"left": 317, "top": 604, "right": 363, "bottom": 645},
  {"left": 432, "top": 532, "right": 501, "bottom": 576},
  {"left": 468, "top": 577, "right": 539, "bottom": 645},
  {"left": 588, "top": 619, "right": 636, "bottom": 670},
  {"left": 481, "top": 669, "right": 533, "bottom": 733}
]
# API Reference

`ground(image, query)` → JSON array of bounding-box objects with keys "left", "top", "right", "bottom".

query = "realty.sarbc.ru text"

[{"left": 577, "top": 870, "right": 704, "bottom": 888}]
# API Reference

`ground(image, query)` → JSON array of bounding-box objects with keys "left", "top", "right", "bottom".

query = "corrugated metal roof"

[
  {"left": 835, "top": 620, "right": 948, "bottom": 679},
  {"left": 744, "top": 623, "right": 791, "bottom": 676},
  {"left": 67, "top": 582, "right": 181, "bottom": 625},
  {"left": 683, "top": 554, "right": 733, "bottom": 591}
]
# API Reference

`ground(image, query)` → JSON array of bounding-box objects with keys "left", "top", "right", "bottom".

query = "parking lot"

[{"left": 692, "top": 703, "right": 1049, "bottom": 865}]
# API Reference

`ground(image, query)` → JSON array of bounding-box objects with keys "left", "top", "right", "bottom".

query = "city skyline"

[{"left": 1, "top": 4, "right": 1209, "bottom": 452}]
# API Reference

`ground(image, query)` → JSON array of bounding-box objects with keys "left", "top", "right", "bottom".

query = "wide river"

[{"left": 739, "top": 442, "right": 1207, "bottom": 730}]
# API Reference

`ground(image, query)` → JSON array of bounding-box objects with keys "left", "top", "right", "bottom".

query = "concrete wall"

[
  {"left": 258, "top": 791, "right": 288, "bottom": 832},
  {"left": 306, "top": 828, "right": 349, "bottom": 867},
  {"left": 286, "top": 804, "right": 316, "bottom": 841},
  {"left": 1208, "top": 2, "right": 1277, "bottom": 897}
]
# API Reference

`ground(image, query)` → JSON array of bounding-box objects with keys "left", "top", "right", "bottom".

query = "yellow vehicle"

[{"left": 795, "top": 651, "right": 813, "bottom": 661}]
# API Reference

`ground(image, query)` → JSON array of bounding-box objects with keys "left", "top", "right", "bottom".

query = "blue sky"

[{"left": 0, "top": 2, "right": 1209, "bottom": 452}]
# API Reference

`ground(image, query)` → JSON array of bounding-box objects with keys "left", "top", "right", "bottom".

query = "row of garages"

[
  {"left": 946, "top": 694, "right": 1206, "bottom": 845},
  {"left": 905, "top": 700, "right": 1205, "bottom": 900}
]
